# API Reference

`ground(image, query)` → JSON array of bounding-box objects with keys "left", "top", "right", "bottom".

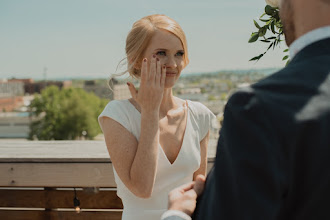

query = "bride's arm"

[
  {"left": 193, "top": 131, "right": 209, "bottom": 180},
  {"left": 100, "top": 57, "right": 166, "bottom": 198},
  {"left": 100, "top": 110, "right": 159, "bottom": 198}
]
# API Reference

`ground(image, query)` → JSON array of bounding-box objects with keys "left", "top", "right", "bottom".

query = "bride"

[{"left": 98, "top": 14, "right": 215, "bottom": 220}]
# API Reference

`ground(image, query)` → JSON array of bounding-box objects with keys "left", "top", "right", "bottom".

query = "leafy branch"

[{"left": 248, "top": 5, "right": 289, "bottom": 64}]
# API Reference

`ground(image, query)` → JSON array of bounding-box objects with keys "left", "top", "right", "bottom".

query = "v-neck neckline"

[
  {"left": 159, "top": 106, "right": 189, "bottom": 166},
  {"left": 125, "top": 99, "right": 190, "bottom": 166}
]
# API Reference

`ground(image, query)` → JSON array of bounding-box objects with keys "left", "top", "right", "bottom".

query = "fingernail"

[
  {"left": 156, "top": 58, "right": 159, "bottom": 61},
  {"left": 143, "top": 58, "right": 147, "bottom": 62},
  {"left": 127, "top": 82, "right": 130, "bottom": 86},
  {"left": 163, "top": 65, "right": 166, "bottom": 69},
  {"left": 153, "top": 54, "right": 156, "bottom": 58}
]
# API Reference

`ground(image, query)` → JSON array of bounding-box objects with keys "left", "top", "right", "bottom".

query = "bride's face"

[{"left": 142, "top": 29, "right": 185, "bottom": 88}]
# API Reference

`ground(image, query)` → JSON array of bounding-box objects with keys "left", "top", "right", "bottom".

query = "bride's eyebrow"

[
  {"left": 154, "top": 48, "right": 184, "bottom": 52},
  {"left": 154, "top": 48, "right": 167, "bottom": 51}
]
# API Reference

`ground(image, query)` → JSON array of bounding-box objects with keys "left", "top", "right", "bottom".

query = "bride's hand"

[{"left": 127, "top": 55, "right": 166, "bottom": 113}]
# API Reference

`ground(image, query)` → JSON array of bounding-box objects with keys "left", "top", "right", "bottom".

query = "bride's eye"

[
  {"left": 156, "top": 51, "right": 166, "bottom": 56},
  {"left": 176, "top": 51, "right": 184, "bottom": 56}
]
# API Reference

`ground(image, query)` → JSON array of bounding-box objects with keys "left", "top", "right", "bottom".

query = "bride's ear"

[
  {"left": 133, "top": 59, "right": 142, "bottom": 70},
  {"left": 134, "top": 63, "right": 141, "bottom": 70}
]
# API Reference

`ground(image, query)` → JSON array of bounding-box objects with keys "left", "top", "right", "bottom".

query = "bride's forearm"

[{"left": 129, "top": 110, "right": 159, "bottom": 198}]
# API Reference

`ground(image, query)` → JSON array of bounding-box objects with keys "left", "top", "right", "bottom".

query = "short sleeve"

[
  {"left": 98, "top": 100, "right": 131, "bottom": 133},
  {"left": 188, "top": 101, "right": 216, "bottom": 141},
  {"left": 199, "top": 103, "right": 216, "bottom": 140}
]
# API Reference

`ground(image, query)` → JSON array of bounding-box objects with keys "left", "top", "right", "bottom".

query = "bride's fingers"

[
  {"left": 127, "top": 82, "right": 138, "bottom": 100},
  {"left": 160, "top": 65, "right": 166, "bottom": 88},
  {"left": 149, "top": 55, "right": 156, "bottom": 81},
  {"left": 193, "top": 175, "right": 206, "bottom": 197},
  {"left": 155, "top": 59, "right": 161, "bottom": 85},
  {"left": 140, "top": 58, "right": 148, "bottom": 84}
]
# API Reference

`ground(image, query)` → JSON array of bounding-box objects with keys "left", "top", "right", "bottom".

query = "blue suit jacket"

[{"left": 193, "top": 38, "right": 330, "bottom": 220}]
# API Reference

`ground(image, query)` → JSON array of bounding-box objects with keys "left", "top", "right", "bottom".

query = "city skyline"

[{"left": 0, "top": 0, "right": 287, "bottom": 79}]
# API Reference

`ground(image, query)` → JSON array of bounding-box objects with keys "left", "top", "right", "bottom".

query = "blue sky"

[{"left": 0, "top": 0, "right": 287, "bottom": 79}]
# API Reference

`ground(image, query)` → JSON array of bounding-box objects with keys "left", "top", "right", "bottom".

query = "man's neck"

[{"left": 293, "top": 0, "right": 330, "bottom": 40}]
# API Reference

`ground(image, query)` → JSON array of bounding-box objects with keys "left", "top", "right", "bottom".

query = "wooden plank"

[
  {"left": 0, "top": 161, "right": 214, "bottom": 187},
  {"left": 0, "top": 140, "right": 110, "bottom": 162},
  {"left": 0, "top": 210, "right": 122, "bottom": 220},
  {"left": 0, "top": 163, "right": 117, "bottom": 187},
  {"left": 0, "top": 189, "right": 123, "bottom": 209},
  {"left": 0, "top": 140, "right": 217, "bottom": 162}
]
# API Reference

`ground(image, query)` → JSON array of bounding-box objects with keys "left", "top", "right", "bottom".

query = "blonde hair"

[{"left": 119, "top": 14, "right": 189, "bottom": 79}]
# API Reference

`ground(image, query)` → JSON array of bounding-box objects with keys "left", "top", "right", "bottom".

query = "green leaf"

[
  {"left": 276, "top": 38, "right": 280, "bottom": 46},
  {"left": 267, "top": 42, "right": 274, "bottom": 51},
  {"left": 258, "top": 54, "right": 264, "bottom": 58},
  {"left": 283, "top": 49, "right": 289, "bottom": 52},
  {"left": 248, "top": 32, "right": 259, "bottom": 43},
  {"left": 249, "top": 57, "right": 260, "bottom": 61},
  {"left": 286, "top": 59, "right": 290, "bottom": 66},
  {"left": 265, "top": 5, "right": 275, "bottom": 16},
  {"left": 271, "top": 21, "right": 276, "bottom": 34},
  {"left": 258, "top": 28, "right": 267, "bottom": 37},
  {"left": 254, "top": 20, "right": 261, "bottom": 29},
  {"left": 275, "top": 21, "right": 283, "bottom": 29},
  {"left": 259, "top": 18, "right": 270, "bottom": 22},
  {"left": 247, "top": 6, "right": 286, "bottom": 63},
  {"left": 273, "top": 13, "right": 280, "bottom": 21},
  {"left": 282, "top": 55, "right": 289, "bottom": 60},
  {"left": 249, "top": 54, "right": 264, "bottom": 61}
]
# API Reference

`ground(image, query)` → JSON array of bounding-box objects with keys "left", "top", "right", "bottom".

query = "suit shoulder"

[{"left": 226, "top": 86, "right": 258, "bottom": 108}]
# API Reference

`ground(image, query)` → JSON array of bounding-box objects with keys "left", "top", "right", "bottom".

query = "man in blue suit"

[{"left": 161, "top": 0, "right": 330, "bottom": 219}]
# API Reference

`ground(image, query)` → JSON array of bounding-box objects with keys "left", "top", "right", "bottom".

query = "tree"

[{"left": 29, "top": 86, "right": 108, "bottom": 140}]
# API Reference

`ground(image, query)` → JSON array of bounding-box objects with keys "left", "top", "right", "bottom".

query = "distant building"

[
  {"left": 180, "top": 88, "right": 201, "bottom": 94},
  {"left": 203, "top": 101, "right": 225, "bottom": 115},
  {"left": 109, "top": 79, "right": 131, "bottom": 100},
  {"left": 0, "top": 79, "right": 25, "bottom": 112},
  {"left": 177, "top": 93, "right": 208, "bottom": 102},
  {"left": 113, "top": 84, "right": 131, "bottom": 100},
  {"left": 0, "top": 94, "right": 24, "bottom": 112},
  {"left": 83, "top": 80, "right": 112, "bottom": 100},
  {"left": 0, "top": 80, "right": 24, "bottom": 96},
  {"left": 218, "top": 82, "right": 229, "bottom": 92},
  {"left": 24, "top": 80, "right": 72, "bottom": 94},
  {"left": 84, "top": 79, "right": 131, "bottom": 100},
  {"left": 4, "top": 78, "right": 72, "bottom": 95},
  {"left": 8, "top": 78, "right": 34, "bottom": 84}
]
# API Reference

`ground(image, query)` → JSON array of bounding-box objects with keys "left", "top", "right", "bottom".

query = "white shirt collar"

[{"left": 289, "top": 26, "right": 330, "bottom": 59}]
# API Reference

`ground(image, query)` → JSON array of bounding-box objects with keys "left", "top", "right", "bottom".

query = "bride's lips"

[{"left": 166, "top": 72, "right": 177, "bottom": 77}]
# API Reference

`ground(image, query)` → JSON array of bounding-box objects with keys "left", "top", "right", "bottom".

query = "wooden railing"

[{"left": 0, "top": 140, "right": 215, "bottom": 220}]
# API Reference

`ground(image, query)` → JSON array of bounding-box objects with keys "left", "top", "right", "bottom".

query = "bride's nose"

[{"left": 164, "top": 56, "right": 177, "bottom": 69}]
